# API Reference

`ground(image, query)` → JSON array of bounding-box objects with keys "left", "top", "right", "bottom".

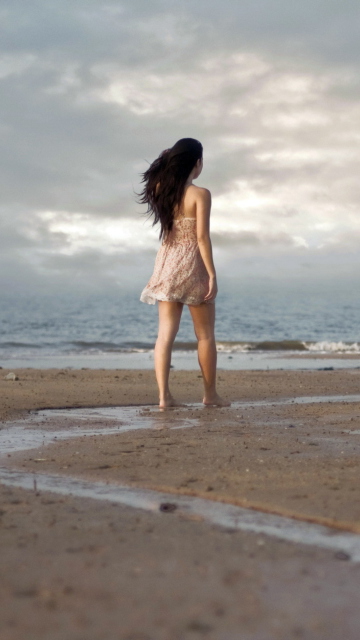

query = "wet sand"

[{"left": 1, "top": 367, "right": 360, "bottom": 639}]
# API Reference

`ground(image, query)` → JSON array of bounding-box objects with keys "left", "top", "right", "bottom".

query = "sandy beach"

[{"left": 1, "top": 367, "right": 360, "bottom": 639}]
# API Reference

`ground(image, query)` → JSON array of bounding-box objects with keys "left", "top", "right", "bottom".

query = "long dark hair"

[{"left": 139, "top": 138, "right": 203, "bottom": 239}]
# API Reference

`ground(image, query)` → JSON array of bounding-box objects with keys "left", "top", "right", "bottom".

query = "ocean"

[{"left": 1, "top": 279, "right": 359, "bottom": 370}]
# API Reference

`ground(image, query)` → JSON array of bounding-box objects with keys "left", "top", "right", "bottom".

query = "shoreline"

[
  {"left": 1, "top": 350, "right": 360, "bottom": 372},
  {"left": 1, "top": 365, "right": 360, "bottom": 420}
]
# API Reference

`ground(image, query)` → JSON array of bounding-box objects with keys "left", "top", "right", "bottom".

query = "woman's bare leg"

[
  {"left": 154, "top": 301, "right": 183, "bottom": 408},
  {"left": 188, "top": 303, "right": 230, "bottom": 406}
]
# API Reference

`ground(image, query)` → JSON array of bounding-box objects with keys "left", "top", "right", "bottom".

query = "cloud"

[
  {"left": 1, "top": 0, "right": 360, "bottom": 293},
  {"left": 212, "top": 229, "right": 306, "bottom": 249}
]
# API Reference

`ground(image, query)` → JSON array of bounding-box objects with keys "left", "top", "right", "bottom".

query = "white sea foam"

[
  {"left": 216, "top": 342, "right": 252, "bottom": 353},
  {"left": 306, "top": 341, "right": 360, "bottom": 353}
]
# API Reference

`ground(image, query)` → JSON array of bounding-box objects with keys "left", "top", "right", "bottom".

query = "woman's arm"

[{"left": 195, "top": 188, "right": 218, "bottom": 302}]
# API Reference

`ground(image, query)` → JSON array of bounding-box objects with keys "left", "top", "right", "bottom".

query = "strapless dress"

[{"left": 140, "top": 216, "right": 211, "bottom": 306}]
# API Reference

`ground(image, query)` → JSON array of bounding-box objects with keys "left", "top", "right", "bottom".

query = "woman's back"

[{"left": 173, "top": 184, "right": 198, "bottom": 220}]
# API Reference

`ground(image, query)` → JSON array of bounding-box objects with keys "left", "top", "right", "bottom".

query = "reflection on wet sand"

[{"left": 1, "top": 467, "right": 360, "bottom": 563}]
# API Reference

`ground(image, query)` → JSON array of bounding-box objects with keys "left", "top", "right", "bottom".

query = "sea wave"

[
  {"left": 1, "top": 339, "right": 359, "bottom": 357},
  {"left": 69, "top": 341, "right": 153, "bottom": 353},
  {"left": 216, "top": 340, "right": 308, "bottom": 352},
  {"left": 216, "top": 340, "right": 360, "bottom": 353},
  {"left": 70, "top": 341, "right": 200, "bottom": 353}
]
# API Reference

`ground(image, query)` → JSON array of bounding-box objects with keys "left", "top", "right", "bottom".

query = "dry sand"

[{"left": 1, "top": 367, "right": 360, "bottom": 639}]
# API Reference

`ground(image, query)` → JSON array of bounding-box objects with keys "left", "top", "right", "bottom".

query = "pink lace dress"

[{"left": 140, "top": 214, "right": 211, "bottom": 306}]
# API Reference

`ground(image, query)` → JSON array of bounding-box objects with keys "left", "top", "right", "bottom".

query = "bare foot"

[
  {"left": 159, "top": 395, "right": 184, "bottom": 410},
  {"left": 203, "top": 393, "right": 231, "bottom": 407}
]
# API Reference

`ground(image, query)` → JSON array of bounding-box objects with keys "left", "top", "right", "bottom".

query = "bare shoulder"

[
  {"left": 187, "top": 185, "right": 211, "bottom": 201},
  {"left": 183, "top": 185, "right": 211, "bottom": 219}
]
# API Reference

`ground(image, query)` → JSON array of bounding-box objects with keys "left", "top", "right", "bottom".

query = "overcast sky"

[{"left": 1, "top": 0, "right": 360, "bottom": 295}]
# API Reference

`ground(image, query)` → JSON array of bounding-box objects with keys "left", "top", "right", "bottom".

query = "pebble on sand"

[{"left": 4, "top": 372, "right": 19, "bottom": 381}]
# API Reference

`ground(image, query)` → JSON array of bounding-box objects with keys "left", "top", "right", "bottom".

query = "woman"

[{"left": 140, "top": 138, "right": 229, "bottom": 408}]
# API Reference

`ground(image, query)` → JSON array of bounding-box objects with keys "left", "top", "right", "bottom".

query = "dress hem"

[{"left": 140, "top": 292, "right": 214, "bottom": 306}]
